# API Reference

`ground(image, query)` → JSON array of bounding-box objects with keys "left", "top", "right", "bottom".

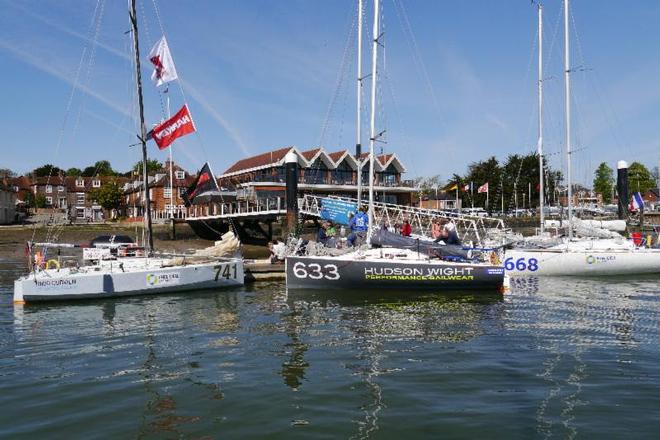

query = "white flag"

[{"left": 149, "top": 36, "right": 178, "bottom": 86}]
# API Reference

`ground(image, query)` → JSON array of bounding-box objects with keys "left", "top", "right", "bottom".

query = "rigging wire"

[
  {"left": 318, "top": 5, "right": 358, "bottom": 149},
  {"left": 39, "top": 0, "right": 104, "bottom": 248}
]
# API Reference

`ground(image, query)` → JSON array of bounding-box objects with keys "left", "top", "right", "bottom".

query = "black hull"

[
  {"left": 286, "top": 256, "right": 505, "bottom": 291},
  {"left": 186, "top": 219, "right": 230, "bottom": 241}
]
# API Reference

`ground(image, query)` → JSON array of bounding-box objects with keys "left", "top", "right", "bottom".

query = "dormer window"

[
  {"left": 58, "top": 185, "right": 64, "bottom": 192},
  {"left": 92, "top": 180, "right": 101, "bottom": 188},
  {"left": 175, "top": 170, "right": 185, "bottom": 179},
  {"left": 45, "top": 185, "right": 52, "bottom": 193},
  {"left": 76, "top": 179, "right": 84, "bottom": 187}
]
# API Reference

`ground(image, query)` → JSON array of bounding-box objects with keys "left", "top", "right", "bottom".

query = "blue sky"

[{"left": 2, "top": 0, "right": 660, "bottom": 185}]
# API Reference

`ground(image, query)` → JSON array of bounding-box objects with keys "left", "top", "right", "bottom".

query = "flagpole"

[
  {"left": 456, "top": 186, "right": 459, "bottom": 212},
  {"left": 501, "top": 180, "right": 504, "bottom": 215},
  {"left": 486, "top": 185, "right": 489, "bottom": 211},
  {"left": 167, "top": 93, "right": 174, "bottom": 219}
]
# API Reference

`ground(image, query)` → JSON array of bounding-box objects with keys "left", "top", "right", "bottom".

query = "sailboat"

[
  {"left": 505, "top": 0, "right": 660, "bottom": 276},
  {"left": 13, "top": 0, "right": 244, "bottom": 304},
  {"left": 285, "top": 0, "right": 505, "bottom": 291}
]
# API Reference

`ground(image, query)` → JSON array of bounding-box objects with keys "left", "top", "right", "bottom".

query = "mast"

[
  {"left": 538, "top": 2, "right": 545, "bottom": 233},
  {"left": 366, "top": 0, "right": 380, "bottom": 246},
  {"left": 129, "top": 0, "right": 154, "bottom": 254},
  {"left": 356, "top": 0, "right": 364, "bottom": 207},
  {"left": 564, "top": 0, "right": 573, "bottom": 239}
]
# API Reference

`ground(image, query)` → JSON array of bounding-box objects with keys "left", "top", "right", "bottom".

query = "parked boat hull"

[
  {"left": 286, "top": 255, "right": 505, "bottom": 291},
  {"left": 505, "top": 247, "right": 660, "bottom": 276},
  {"left": 14, "top": 259, "right": 244, "bottom": 303}
]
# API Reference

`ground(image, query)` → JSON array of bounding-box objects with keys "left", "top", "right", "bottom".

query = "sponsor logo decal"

[
  {"left": 585, "top": 255, "right": 615, "bottom": 265},
  {"left": 487, "top": 268, "right": 505, "bottom": 275},
  {"left": 146, "top": 272, "right": 180, "bottom": 287},
  {"left": 35, "top": 279, "right": 77, "bottom": 290},
  {"left": 363, "top": 266, "right": 475, "bottom": 281}
]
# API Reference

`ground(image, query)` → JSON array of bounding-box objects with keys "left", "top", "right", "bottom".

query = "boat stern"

[{"left": 13, "top": 278, "right": 26, "bottom": 304}]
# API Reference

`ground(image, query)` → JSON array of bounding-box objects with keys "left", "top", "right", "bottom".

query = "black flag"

[{"left": 182, "top": 162, "right": 220, "bottom": 207}]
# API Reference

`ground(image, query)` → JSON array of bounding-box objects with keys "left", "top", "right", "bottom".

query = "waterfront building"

[{"left": 219, "top": 146, "right": 415, "bottom": 205}]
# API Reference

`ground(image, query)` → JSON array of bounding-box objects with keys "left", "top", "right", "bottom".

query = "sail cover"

[
  {"left": 371, "top": 228, "right": 473, "bottom": 260},
  {"left": 183, "top": 162, "right": 222, "bottom": 206}
]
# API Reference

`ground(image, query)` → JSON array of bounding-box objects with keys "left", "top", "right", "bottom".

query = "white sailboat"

[
  {"left": 506, "top": 0, "right": 660, "bottom": 276},
  {"left": 285, "top": 0, "right": 505, "bottom": 291},
  {"left": 14, "top": 0, "right": 243, "bottom": 304}
]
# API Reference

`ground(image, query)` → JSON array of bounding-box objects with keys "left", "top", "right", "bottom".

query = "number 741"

[{"left": 214, "top": 264, "right": 237, "bottom": 281}]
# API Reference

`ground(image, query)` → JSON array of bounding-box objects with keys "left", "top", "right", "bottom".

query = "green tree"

[
  {"left": 462, "top": 156, "right": 501, "bottom": 211},
  {"left": 628, "top": 162, "right": 655, "bottom": 195},
  {"left": 33, "top": 164, "right": 63, "bottom": 177},
  {"left": 89, "top": 180, "right": 123, "bottom": 211},
  {"left": 593, "top": 162, "right": 614, "bottom": 203},
  {"left": 66, "top": 167, "right": 83, "bottom": 177},
  {"left": 0, "top": 168, "right": 16, "bottom": 178},
  {"left": 34, "top": 193, "right": 47, "bottom": 208},
  {"left": 132, "top": 159, "right": 163, "bottom": 176},
  {"left": 82, "top": 160, "right": 116, "bottom": 177}
]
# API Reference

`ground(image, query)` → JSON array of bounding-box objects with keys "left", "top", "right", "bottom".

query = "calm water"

[{"left": 1, "top": 233, "right": 660, "bottom": 438}]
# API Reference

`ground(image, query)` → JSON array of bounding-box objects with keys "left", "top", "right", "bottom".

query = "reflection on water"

[{"left": 2, "top": 247, "right": 660, "bottom": 438}]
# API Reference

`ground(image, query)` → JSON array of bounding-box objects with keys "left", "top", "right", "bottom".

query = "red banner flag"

[
  {"left": 478, "top": 182, "right": 488, "bottom": 193},
  {"left": 149, "top": 104, "right": 196, "bottom": 150}
]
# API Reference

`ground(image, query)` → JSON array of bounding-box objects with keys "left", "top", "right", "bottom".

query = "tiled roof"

[
  {"left": 378, "top": 154, "right": 393, "bottom": 165},
  {"left": 223, "top": 147, "right": 293, "bottom": 175},
  {"left": 328, "top": 150, "right": 348, "bottom": 162},
  {"left": 301, "top": 148, "right": 321, "bottom": 161},
  {"left": 221, "top": 147, "right": 405, "bottom": 176}
]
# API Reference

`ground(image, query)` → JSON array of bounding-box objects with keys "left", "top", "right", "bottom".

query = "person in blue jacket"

[{"left": 348, "top": 207, "right": 369, "bottom": 246}]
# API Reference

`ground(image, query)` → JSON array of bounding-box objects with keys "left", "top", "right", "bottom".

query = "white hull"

[
  {"left": 14, "top": 257, "right": 244, "bottom": 303},
  {"left": 506, "top": 240, "right": 660, "bottom": 276},
  {"left": 544, "top": 219, "right": 626, "bottom": 233}
]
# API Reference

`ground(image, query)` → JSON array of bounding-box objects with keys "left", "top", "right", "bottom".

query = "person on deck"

[
  {"left": 317, "top": 223, "right": 328, "bottom": 244},
  {"left": 433, "top": 219, "right": 461, "bottom": 245},
  {"left": 431, "top": 218, "right": 442, "bottom": 240},
  {"left": 401, "top": 219, "right": 412, "bottom": 237},
  {"left": 268, "top": 238, "right": 287, "bottom": 264},
  {"left": 348, "top": 207, "right": 368, "bottom": 246}
]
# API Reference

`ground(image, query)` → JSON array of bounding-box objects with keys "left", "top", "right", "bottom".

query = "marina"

[
  {"left": 2, "top": 235, "right": 660, "bottom": 437},
  {"left": 3, "top": 0, "right": 660, "bottom": 437}
]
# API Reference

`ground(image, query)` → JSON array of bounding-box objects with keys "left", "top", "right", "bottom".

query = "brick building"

[{"left": 123, "top": 161, "right": 195, "bottom": 219}]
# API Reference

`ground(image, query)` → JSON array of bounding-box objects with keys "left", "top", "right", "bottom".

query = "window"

[
  {"left": 58, "top": 185, "right": 64, "bottom": 192},
  {"left": 45, "top": 196, "right": 52, "bottom": 205},
  {"left": 76, "top": 192, "right": 85, "bottom": 204},
  {"left": 92, "top": 180, "right": 101, "bottom": 188},
  {"left": 149, "top": 189, "right": 153, "bottom": 199},
  {"left": 175, "top": 170, "right": 185, "bottom": 179},
  {"left": 76, "top": 179, "right": 84, "bottom": 187},
  {"left": 12, "top": 186, "right": 18, "bottom": 192},
  {"left": 178, "top": 187, "right": 186, "bottom": 197},
  {"left": 45, "top": 185, "right": 52, "bottom": 193},
  {"left": 163, "top": 187, "right": 172, "bottom": 198}
]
